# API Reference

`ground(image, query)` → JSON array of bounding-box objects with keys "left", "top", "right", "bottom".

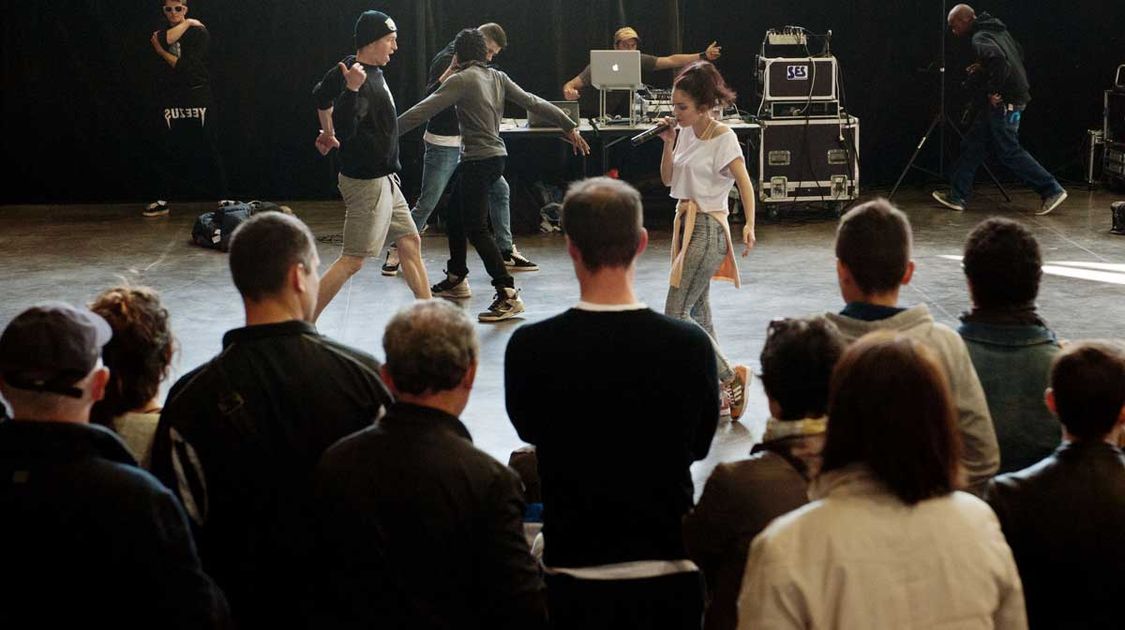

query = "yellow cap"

[{"left": 614, "top": 27, "right": 640, "bottom": 45}]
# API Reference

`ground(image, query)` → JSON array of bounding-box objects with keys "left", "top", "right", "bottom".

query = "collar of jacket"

[
  {"left": 379, "top": 402, "right": 473, "bottom": 442},
  {"left": 221, "top": 319, "right": 318, "bottom": 348},
  {"left": 808, "top": 463, "right": 892, "bottom": 501},
  {"left": 1055, "top": 439, "right": 1125, "bottom": 460},
  {"left": 0, "top": 419, "right": 138, "bottom": 466},
  {"left": 957, "top": 320, "right": 1058, "bottom": 348}
]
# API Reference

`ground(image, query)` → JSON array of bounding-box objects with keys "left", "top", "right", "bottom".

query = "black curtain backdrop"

[{"left": 2, "top": 1, "right": 1121, "bottom": 203}]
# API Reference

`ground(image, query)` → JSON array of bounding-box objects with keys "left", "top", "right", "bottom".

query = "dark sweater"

[
  {"left": 0, "top": 421, "right": 229, "bottom": 629},
  {"left": 159, "top": 25, "right": 211, "bottom": 104},
  {"left": 505, "top": 307, "right": 719, "bottom": 568},
  {"left": 312, "top": 56, "right": 401, "bottom": 179},
  {"left": 971, "top": 13, "right": 1031, "bottom": 105},
  {"left": 307, "top": 403, "right": 546, "bottom": 629}
]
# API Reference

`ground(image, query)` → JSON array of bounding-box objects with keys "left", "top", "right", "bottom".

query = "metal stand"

[
  {"left": 597, "top": 88, "right": 637, "bottom": 127},
  {"left": 889, "top": 0, "right": 1010, "bottom": 202}
]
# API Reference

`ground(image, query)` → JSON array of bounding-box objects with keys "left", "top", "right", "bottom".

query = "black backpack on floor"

[{"left": 191, "top": 200, "right": 287, "bottom": 251}]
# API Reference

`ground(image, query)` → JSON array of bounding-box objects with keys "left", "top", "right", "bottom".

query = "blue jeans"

[
  {"left": 950, "top": 106, "right": 1063, "bottom": 203},
  {"left": 411, "top": 141, "right": 514, "bottom": 255}
]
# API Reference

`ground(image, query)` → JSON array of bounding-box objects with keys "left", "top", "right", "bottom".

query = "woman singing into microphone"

[{"left": 659, "top": 61, "right": 756, "bottom": 420}]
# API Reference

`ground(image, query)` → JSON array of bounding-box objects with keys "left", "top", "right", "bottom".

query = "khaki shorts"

[{"left": 338, "top": 173, "right": 418, "bottom": 257}]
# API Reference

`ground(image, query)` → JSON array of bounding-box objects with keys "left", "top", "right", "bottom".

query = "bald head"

[{"left": 948, "top": 4, "right": 976, "bottom": 37}]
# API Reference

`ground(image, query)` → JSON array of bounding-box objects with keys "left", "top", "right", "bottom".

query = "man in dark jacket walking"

[{"left": 932, "top": 4, "right": 1067, "bottom": 215}]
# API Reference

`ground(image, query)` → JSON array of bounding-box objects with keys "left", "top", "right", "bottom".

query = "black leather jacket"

[{"left": 987, "top": 441, "right": 1125, "bottom": 629}]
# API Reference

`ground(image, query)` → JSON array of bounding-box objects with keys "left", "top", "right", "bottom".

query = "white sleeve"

[
  {"left": 717, "top": 131, "right": 744, "bottom": 177},
  {"left": 737, "top": 534, "right": 807, "bottom": 629}
]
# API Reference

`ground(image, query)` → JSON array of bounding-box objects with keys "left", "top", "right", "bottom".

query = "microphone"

[{"left": 630, "top": 121, "right": 672, "bottom": 146}]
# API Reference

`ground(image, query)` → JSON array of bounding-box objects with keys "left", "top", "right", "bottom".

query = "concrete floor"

[{"left": 2, "top": 185, "right": 1123, "bottom": 492}]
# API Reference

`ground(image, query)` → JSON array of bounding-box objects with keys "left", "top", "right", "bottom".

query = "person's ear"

[
  {"left": 901, "top": 260, "right": 916, "bottom": 286},
  {"left": 380, "top": 365, "right": 398, "bottom": 397},
  {"left": 461, "top": 361, "right": 478, "bottom": 391},
  {"left": 1044, "top": 388, "right": 1057, "bottom": 415},
  {"left": 636, "top": 228, "right": 649, "bottom": 257},
  {"left": 89, "top": 367, "right": 111, "bottom": 403}
]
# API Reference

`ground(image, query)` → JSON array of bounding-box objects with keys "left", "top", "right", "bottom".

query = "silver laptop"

[
  {"left": 590, "top": 50, "right": 642, "bottom": 90},
  {"left": 528, "top": 101, "right": 581, "bottom": 128}
]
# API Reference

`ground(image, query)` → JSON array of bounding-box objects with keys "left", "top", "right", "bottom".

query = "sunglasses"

[{"left": 163, "top": 6, "right": 186, "bottom": 13}]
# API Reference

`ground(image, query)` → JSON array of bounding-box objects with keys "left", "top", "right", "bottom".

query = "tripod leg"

[
  {"left": 890, "top": 114, "right": 942, "bottom": 200},
  {"left": 946, "top": 116, "right": 1012, "bottom": 202}
]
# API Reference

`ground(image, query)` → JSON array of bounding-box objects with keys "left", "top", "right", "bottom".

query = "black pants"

[
  {"left": 157, "top": 95, "right": 229, "bottom": 201},
  {"left": 545, "top": 571, "right": 704, "bottom": 630},
  {"left": 448, "top": 156, "right": 513, "bottom": 290}
]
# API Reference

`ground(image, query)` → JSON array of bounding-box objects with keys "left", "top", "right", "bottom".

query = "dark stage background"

[{"left": 3, "top": 1, "right": 1121, "bottom": 204}]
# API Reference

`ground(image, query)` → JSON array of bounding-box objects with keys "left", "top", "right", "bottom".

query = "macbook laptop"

[
  {"left": 590, "top": 50, "right": 642, "bottom": 90},
  {"left": 528, "top": 101, "right": 581, "bottom": 128}
]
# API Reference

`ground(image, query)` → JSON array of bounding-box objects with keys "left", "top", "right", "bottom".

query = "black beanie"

[{"left": 355, "top": 10, "right": 397, "bottom": 50}]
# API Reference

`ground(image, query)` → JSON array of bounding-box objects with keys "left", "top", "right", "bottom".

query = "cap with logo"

[{"left": 0, "top": 302, "right": 112, "bottom": 398}]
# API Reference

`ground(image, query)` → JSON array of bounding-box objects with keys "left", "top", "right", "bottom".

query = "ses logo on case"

[{"left": 786, "top": 65, "right": 809, "bottom": 80}]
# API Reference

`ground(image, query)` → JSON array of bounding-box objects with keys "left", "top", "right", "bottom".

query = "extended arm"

[
  {"left": 724, "top": 156, "right": 757, "bottom": 254},
  {"left": 653, "top": 41, "right": 722, "bottom": 70}
]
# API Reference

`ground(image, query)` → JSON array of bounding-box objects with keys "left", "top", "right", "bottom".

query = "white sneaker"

[{"left": 931, "top": 191, "right": 965, "bottom": 212}]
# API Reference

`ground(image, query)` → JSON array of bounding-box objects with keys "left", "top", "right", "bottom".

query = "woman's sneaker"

[
  {"left": 381, "top": 246, "right": 400, "bottom": 276},
  {"left": 478, "top": 287, "right": 525, "bottom": 322},
  {"left": 504, "top": 248, "right": 539, "bottom": 272},
  {"left": 431, "top": 271, "right": 471, "bottom": 299},
  {"left": 724, "top": 365, "right": 750, "bottom": 422}
]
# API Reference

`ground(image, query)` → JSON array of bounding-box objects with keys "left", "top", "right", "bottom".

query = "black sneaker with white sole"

[
  {"left": 431, "top": 271, "right": 471, "bottom": 299},
  {"left": 143, "top": 200, "right": 170, "bottom": 217},
  {"left": 381, "top": 246, "right": 400, "bottom": 276},
  {"left": 503, "top": 250, "right": 539, "bottom": 272},
  {"left": 478, "top": 287, "right": 525, "bottom": 322}
]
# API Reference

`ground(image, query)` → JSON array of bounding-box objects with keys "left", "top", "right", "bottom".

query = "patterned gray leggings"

[{"left": 664, "top": 212, "right": 734, "bottom": 383}]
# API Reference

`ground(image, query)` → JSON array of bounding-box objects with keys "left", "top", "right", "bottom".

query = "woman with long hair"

[
  {"left": 89, "top": 285, "right": 175, "bottom": 468},
  {"left": 658, "top": 60, "right": 756, "bottom": 419},
  {"left": 737, "top": 332, "right": 1026, "bottom": 629}
]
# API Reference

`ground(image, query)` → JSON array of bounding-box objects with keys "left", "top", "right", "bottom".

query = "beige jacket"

[{"left": 737, "top": 465, "right": 1027, "bottom": 630}]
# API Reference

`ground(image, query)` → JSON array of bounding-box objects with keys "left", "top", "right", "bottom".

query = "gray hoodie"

[
  {"left": 397, "top": 64, "right": 577, "bottom": 162},
  {"left": 825, "top": 305, "right": 1000, "bottom": 496}
]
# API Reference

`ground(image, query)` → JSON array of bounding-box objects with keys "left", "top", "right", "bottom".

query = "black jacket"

[
  {"left": 0, "top": 420, "right": 229, "bottom": 628},
  {"left": 986, "top": 441, "right": 1125, "bottom": 629},
  {"left": 970, "top": 13, "right": 1031, "bottom": 105},
  {"left": 306, "top": 403, "right": 547, "bottom": 629},
  {"left": 424, "top": 40, "right": 461, "bottom": 137},
  {"left": 152, "top": 320, "right": 391, "bottom": 628}
]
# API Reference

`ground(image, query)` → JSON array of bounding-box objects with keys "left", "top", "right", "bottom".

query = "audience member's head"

[
  {"left": 835, "top": 198, "right": 915, "bottom": 302},
  {"left": 0, "top": 302, "right": 112, "bottom": 422},
  {"left": 88, "top": 286, "right": 175, "bottom": 425},
  {"left": 962, "top": 218, "right": 1042, "bottom": 310},
  {"left": 823, "top": 331, "right": 961, "bottom": 504},
  {"left": 454, "top": 28, "right": 489, "bottom": 65},
  {"left": 228, "top": 212, "right": 320, "bottom": 321},
  {"left": 1047, "top": 341, "right": 1125, "bottom": 442},
  {"left": 561, "top": 177, "right": 647, "bottom": 273},
  {"left": 382, "top": 300, "right": 478, "bottom": 410},
  {"left": 760, "top": 317, "right": 846, "bottom": 421}
]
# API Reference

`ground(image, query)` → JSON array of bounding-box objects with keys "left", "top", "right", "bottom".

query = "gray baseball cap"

[{"left": 0, "top": 302, "right": 112, "bottom": 398}]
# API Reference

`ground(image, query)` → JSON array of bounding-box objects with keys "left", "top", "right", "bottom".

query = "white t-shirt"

[{"left": 669, "top": 125, "right": 743, "bottom": 212}]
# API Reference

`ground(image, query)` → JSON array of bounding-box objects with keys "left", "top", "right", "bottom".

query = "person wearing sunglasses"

[{"left": 145, "top": 0, "right": 228, "bottom": 218}]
